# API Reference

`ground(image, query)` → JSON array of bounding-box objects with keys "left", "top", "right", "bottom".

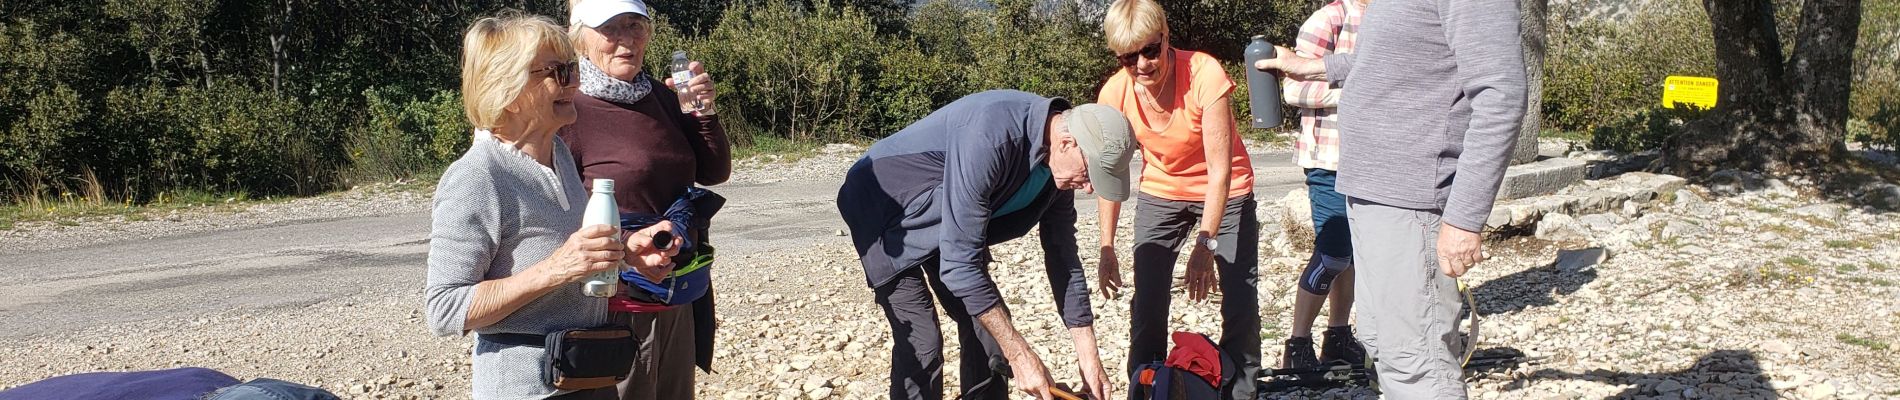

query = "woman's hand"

[
  {"left": 1097, "top": 246, "right": 1123, "bottom": 299},
  {"left": 625, "top": 221, "right": 684, "bottom": 282},
  {"left": 539, "top": 224, "right": 626, "bottom": 285},
  {"left": 665, "top": 61, "right": 718, "bottom": 115}
]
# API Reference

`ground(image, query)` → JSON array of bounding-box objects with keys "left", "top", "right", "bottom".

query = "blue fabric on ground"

[{"left": 0, "top": 367, "right": 239, "bottom": 400}]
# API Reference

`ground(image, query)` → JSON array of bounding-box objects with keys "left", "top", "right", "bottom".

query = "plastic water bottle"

[
  {"left": 669, "top": 50, "right": 701, "bottom": 112},
  {"left": 580, "top": 179, "right": 620, "bottom": 298},
  {"left": 1244, "top": 35, "right": 1283, "bottom": 128}
]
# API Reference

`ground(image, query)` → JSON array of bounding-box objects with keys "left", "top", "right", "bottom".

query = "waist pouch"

[
  {"left": 624, "top": 243, "right": 714, "bottom": 306},
  {"left": 484, "top": 328, "right": 635, "bottom": 390}
]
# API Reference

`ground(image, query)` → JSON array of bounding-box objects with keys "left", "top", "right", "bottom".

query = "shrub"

[
  {"left": 1543, "top": 1, "right": 1716, "bottom": 134},
  {"left": 1589, "top": 106, "right": 1709, "bottom": 154},
  {"left": 347, "top": 88, "right": 468, "bottom": 182}
]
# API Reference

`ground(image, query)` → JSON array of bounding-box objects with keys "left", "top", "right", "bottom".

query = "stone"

[
  {"left": 1536, "top": 213, "right": 1591, "bottom": 243},
  {"left": 1800, "top": 382, "right": 1837, "bottom": 399},
  {"left": 1659, "top": 220, "right": 1707, "bottom": 240},
  {"left": 1860, "top": 183, "right": 1900, "bottom": 211},
  {"left": 1577, "top": 213, "right": 1625, "bottom": 232},
  {"left": 1553, "top": 247, "right": 1608, "bottom": 273},
  {"left": 1656, "top": 380, "right": 1687, "bottom": 394},
  {"left": 1791, "top": 204, "right": 1845, "bottom": 220},
  {"left": 1706, "top": 170, "right": 1767, "bottom": 196},
  {"left": 1499, "top": 157, "right": 1589, "bottom": 200},
  {"left": 1674, "top": 189, "right": 1704, "bottom": 205}
]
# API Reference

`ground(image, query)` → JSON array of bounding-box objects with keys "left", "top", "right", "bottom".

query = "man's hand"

[
  {"left": 1098, "top": 246, "right": 1123, "bottom": 299},
  {"left": 1184, "top": 236, "right": 1218, "bottom": 302},
  {"left": 1070, "top": 326, "right": 1112, "bottom": 400},
  {"left": 1436, "top": 222, "right": 1483, "bottom": 278},
  {"left": 1252, "top": 45, "right": 1328, "bottom": 81}
]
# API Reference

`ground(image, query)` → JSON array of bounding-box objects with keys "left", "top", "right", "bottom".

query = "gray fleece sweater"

[
  {"left": 424, "top": 130, "right": 611, "bottom": 400},
  {"left": 1323, "top": 0, "right": 1528, "bottom": 231}
]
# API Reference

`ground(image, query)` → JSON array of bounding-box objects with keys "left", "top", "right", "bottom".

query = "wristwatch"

[{"left": 1196, "top": 232, "right": 1219, "bottom": 252}]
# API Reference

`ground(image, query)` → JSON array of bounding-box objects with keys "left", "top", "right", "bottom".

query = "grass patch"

[
  {"left": 1540, "top": 129, "right": 1592, "bottom": 142},
  {"left": 1781, "top": 256, "right": 1811, "bottom": 267},
  {"left": 731, "top": 134, "right": 833, "bottom": 162},
  {"left": 1825, "top": 239, "right": 1873, "bottom": 249},
  {"left": 1836, "top": 333, "right": 1891, "bottom": 351},
  {"left": 1837, "top": 264, "right": 1860, "bottom": 273},
  {"left": 1750, "top": 204, "right": 1783, "bottom": 214},
  {"left": 1760, "top": 224, "right": 1800, "bottom": 236},
  {"left": 1870, "top": 262, "right": 1892, "bottom": 272},
  {"left": 1689, "top": 291, "right": 1705, "bottom": 303}
]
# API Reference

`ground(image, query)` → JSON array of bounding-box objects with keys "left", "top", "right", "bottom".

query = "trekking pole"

[{"left": 987, "top": 357, "right": 1087, "bottom": 400}]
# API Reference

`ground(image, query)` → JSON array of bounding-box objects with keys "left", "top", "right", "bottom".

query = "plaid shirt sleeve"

[{"left": 1282, "top": 2, "right": 1345, "bottom": 109}]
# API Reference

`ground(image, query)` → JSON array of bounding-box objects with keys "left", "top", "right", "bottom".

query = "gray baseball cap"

[{"left": 1064, "top": 103, "right": 1138, "bottom": 202}]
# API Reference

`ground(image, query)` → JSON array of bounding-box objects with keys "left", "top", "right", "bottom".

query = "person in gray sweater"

[
  {"left": 424, "top": 14, "right": 678, "bottom": 400},
  {"left": 1255, "top": 0, "right": 1527, "bottom": 398}
]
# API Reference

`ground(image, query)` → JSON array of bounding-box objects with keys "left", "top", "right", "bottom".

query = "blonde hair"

[
  {"left": 460, "top": 12, "right": 576, "bottom": 130},
  {"left": 1103, "top": 0, "right": 1168, "bottom": 54}
]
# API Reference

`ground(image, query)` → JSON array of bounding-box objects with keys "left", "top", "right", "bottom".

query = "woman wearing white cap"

[{"left": 558, "top": 1, "right": 729, "bottom": 399}]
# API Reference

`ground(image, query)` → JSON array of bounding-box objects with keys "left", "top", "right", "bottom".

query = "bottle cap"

[{"left": 593, "top": 178, "right": 615, "bottom": 193}]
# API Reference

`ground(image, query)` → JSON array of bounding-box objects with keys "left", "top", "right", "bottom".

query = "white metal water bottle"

[{"left": 580, "top": 179, "right": 620, "bottom": 298}]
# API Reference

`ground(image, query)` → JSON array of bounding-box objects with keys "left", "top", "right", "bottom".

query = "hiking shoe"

[
  {"left": 1320, "top": 325, "right": 1368, "bottom": 366},
  {"left": 1281, "top": 336, "right": 1319, "bottom": 370}
]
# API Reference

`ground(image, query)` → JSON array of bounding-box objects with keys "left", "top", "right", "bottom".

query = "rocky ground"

[{"left": 2, "top": 148, "right": 1897, "bottom": 400}]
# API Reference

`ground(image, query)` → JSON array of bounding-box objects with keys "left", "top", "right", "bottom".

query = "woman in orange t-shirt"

[{"left": 1095, "top": 0, "right": 1261, "bottom": 398}]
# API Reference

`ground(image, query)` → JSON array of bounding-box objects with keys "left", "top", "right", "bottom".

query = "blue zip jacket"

[{"left": 835, "top": 90, "right": 1094, "bottom": 328}]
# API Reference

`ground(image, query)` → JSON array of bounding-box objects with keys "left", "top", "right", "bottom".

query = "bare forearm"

[
  {"left": 464, "top": 263, "right": 560, "bottom": 331},
  {"left": 1200, "top": 111, "right": 1236, "bottom": 234},
  {"left": 1068, "top": 325, "right": 1102, "bottom": 361},
  {"left": 975, "top": 305, "right": 1037, "bottom": 364},
  {"left": 1097, "top": 199, "right": 1121, "bottom": 248}
]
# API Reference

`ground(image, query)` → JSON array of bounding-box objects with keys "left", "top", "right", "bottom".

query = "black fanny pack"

[{"left": 484, "top": 328, "right": 636, "bottom": 390}]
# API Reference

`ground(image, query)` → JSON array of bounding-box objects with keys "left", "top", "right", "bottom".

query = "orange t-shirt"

[{"left": 1098, "top": 50, "right": 1255, "bottom": 202}]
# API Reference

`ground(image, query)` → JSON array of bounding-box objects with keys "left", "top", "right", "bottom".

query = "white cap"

[{"left": 570, "top": 0, "right": 650, "bottom": 28}]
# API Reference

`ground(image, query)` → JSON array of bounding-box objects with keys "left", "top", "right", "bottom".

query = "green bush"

[
  {"left": 348, "top": 88, "right": 468, "bottom": 182},
  {"left": 692, "top": 2, "right": 881, "bottom": 142},
  {"left": 1543, "top": 1, "right": 1716, "bottom": 134},
  {"left": 1589, "top": 106, "right": 1709, "bottom": 154}
]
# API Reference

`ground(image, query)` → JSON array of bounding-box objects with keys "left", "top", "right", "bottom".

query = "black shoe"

[
  {"left": 1281, "top": 336, "right": 1319, "bottom": 370},
  {"left": 1320, "top": 325, "right": 1368, "bottom": 366}
]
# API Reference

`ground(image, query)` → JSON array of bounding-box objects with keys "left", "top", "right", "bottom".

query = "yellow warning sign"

[{"left": 1662, "top": 76, "right": 1719, "bottom": 110}]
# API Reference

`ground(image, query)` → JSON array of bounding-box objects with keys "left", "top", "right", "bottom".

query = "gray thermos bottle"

[{"left": 1244, "top": 35, "right": 1283, "bottom": 128}]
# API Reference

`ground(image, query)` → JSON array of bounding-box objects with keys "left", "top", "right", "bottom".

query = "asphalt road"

[{"left": 0, "top": 150, "right": 1302, "bottom": 339}]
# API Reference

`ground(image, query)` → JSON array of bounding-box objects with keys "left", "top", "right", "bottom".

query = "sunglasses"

[
  {"left": 1117, "top": 41, "right": 1165, "bottom": 67},
  {"left": 532, "top": 61, "right": 579, "bottom": 86}
]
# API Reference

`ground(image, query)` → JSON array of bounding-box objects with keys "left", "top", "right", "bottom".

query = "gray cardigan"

[
  {"left": 1323, "top": 0, "right": 1528, "bottom": 231},
  {"left": 424, "top": 130, "right": 611, "bottom": 400}
]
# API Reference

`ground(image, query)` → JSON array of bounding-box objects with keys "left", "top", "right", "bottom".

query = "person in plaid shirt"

[{"left": 1279, "top": 0, "right": 1370, "bottom": 375}]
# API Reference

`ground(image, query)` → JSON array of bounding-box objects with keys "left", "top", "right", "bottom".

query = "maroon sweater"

[
  {"left": 559, "top": 86, "right": 731, "bottom": 216},
  {"left": 559, "top": 82, "right": 730, "bottom": 373}
]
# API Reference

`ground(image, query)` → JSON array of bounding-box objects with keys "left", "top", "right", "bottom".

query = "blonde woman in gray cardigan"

[{"left": 424, "top": 13, "right": 680, "bottom": 400}]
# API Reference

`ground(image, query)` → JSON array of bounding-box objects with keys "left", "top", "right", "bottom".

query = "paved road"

[{"left": 0, "top": 150, "right": 1302, "bottom": 338}]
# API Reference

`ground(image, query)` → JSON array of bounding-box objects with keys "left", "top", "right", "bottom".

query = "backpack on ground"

[{"left": 1128, "top": 332, "right": 1235, "bottom": 400}]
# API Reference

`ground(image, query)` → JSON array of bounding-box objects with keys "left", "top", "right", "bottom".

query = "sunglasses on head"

[
  {"left": 533, "top": 61, "right": 579, "bottom": 86},
  {"left": 1117, "top": 41, "right": 1165, "bottom": 67}
]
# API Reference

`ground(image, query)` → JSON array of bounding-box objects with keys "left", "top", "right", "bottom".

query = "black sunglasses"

[
  {"left": 533, "top": 61, "right": 579, "bottom": 86},
  {"left": 1117, "top": 41, "right": 1165, "bottom": 67}
]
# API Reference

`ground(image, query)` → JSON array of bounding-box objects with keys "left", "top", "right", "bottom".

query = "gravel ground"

[{"left": 3, "top": 151, "right": 1896, "bottom": 400}]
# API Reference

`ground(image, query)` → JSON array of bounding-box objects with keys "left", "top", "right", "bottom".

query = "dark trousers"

[
  {"left": 1127, "top": 193, "right": 1261, "bottom": 400},
  {"left": 876, "top": 263, "right": 1008, "bottom": 400}
]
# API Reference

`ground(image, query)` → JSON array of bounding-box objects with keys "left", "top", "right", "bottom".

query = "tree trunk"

[
  {"left": 1514, "top": 0, "right": 1547, "bottom": 165},
  {"left": 1668, "top": 0, "right": 1861, "bottom": 176}
]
